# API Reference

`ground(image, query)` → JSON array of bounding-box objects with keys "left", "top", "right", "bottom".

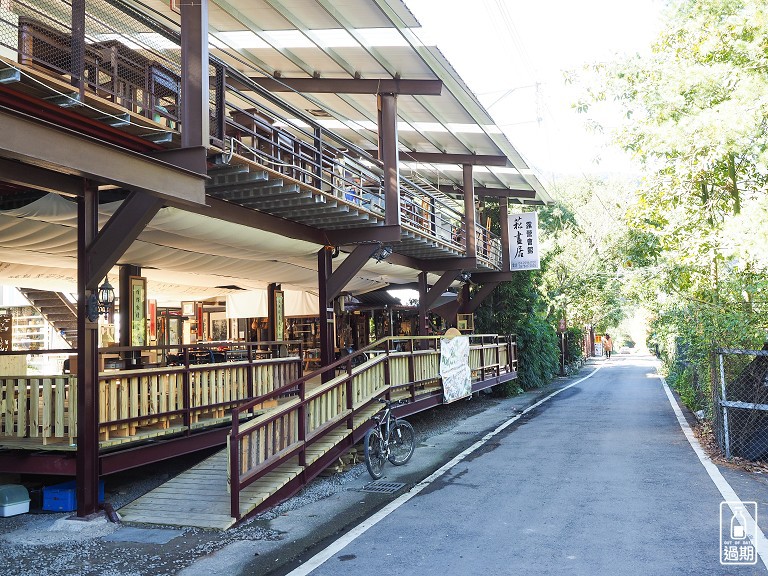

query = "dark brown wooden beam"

[
  {"left": 245, "top": 77, "right": 443, "bottom": 95},
  {"left": 368, "top": 151, "right": 508, "bottom": 166}
]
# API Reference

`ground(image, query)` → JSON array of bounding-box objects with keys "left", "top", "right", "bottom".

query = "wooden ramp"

[
  {"left": 118, "top": 424, "right": 354, "bottom": 530},
  {"left": 118, "top": 449, "right": 299, "bottom": 530}
]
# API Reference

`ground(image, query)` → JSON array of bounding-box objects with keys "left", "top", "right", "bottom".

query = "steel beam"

[
  {"left": 326, "top": 244, "right": 380, "bottom": 301},
  {"left": 421, "top": 270, "right": 461, "bottom": 310},
  {"left": 0, "top": 451, "right": 75, "bottom": 476},
  {"left": 370, "top": 151, "right": 508, "bottom": 166},
  {"left": 317, "top": 247, "right": 333, "bottom": 376},
  {"left": 0, "top": 109, "right": 206, "bottom": 205},
  {"left": 465, "top": 281, "right": 500, "bottom": 314},
  {"left": 417, "top": 272, "right": 428, "bottom": 337},
  {"left": 87, "top": 193, "right": 164, "bottom": 287},
  {"left": 463, "top": 165, "right": 476, "bottom": 258},
  {"left": 438, "top": 184, "right": 536, "bottom": 198},
  {"left": 325, "top": 225, "right": 401, "bottom": 245},
  {"left": 179, "top": 196, "right": 327, "bottom": 244},
  {"left": 500, "top": 197, "right": 510, "bottom": 271},
  {"left": 99, "top": 428, "right": 230, "bottom": 475},
  {"left": 0, "top": 157, "right": 82, "bottom": 196},
  {"left": 180, "top": 0, "right": 210, "bottom": 149},
  {"left": 471, "top": 271, "right": 516, "bottom": 283},
  {"left": 245, "top": 77, "right": 443, "bottom": 95},
  {"left": 76, "top": 186, "right": 100, "bottom": 517},
  {"left": 417, "top": 257, "right": 477, "bottom": 272},
  {"left": 377, "top": 93, "right": 401, "bottom": 227}
]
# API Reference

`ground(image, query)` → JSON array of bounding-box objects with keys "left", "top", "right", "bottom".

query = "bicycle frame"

[
  {"left": 363, "top": 398, "right": 415, "bottom": 479},
  {"left": 373, "top": 403, "right": 396, "bottom": 457}
]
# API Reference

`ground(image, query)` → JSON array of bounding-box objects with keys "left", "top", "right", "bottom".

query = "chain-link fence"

[{"left": 712, "top": 347, "right": 768, "bottom": 461}]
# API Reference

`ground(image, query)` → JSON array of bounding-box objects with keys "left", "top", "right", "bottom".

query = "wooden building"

[{"left": 0, "top": 0, "right": 551, "bottom": 526}]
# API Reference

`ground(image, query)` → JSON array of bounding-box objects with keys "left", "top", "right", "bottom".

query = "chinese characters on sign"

[
  {"left": 720, "top": 501, "right": 758, "bottom": 566},
  {"left": 508, "top": 212, "right": 540, "bottom": 271}
]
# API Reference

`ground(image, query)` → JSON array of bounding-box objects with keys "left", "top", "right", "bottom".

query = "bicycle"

[{"left": 363, "top": 398, "right": 415, "bottom": 479}]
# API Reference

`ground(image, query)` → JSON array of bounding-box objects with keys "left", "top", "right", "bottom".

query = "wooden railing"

[
  {"left": 0, "top": 341, "right": 302, "bottom": 446},
  {"left": 228, "top": 334, "right": 517, "bottom": 519},
  {"left": 0, "top": 374, "right": 76, "bottom": 445}
]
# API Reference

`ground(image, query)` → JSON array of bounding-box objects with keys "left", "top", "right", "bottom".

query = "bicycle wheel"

[
  {"left": 364, "top": 428, "right": 386, "bottom": 479},
  {"left": 387, "top": 420, "right": 415, "bottom": 465}
]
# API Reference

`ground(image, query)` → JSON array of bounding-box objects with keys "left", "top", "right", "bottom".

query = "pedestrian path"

[{"left": 288, "top": 354, "right": 768, "bottom": 576}]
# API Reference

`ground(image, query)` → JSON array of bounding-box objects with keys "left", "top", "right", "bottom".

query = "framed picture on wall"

[{"left": 130, "top": 276, "right": 147, "bottom": 346}]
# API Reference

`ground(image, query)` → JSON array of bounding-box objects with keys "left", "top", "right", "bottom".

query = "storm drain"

[{"left": 361, "top": 481, "right": 406, "bottom": 494}]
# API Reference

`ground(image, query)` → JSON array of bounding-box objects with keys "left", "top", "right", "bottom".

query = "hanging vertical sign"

[
  {"left": 508, "top": 212, "right": 540, "bottom": 270},
  {"left": 440, "top": 332, "right": 471, "bottom": 403}
]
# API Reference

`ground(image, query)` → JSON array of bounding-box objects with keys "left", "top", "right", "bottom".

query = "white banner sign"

[
  {"left": 440, "top": 336, "right": 472, "bottom": 403},
  {"left": 508, "top": 212, "right": 540, "bottom": 271}
]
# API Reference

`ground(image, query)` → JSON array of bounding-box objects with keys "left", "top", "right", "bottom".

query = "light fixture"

[
  {"left": 86, "top": 277, "right": 115, "bottom": 322},
  {"left": 372, "top": 245, "right": 393, "bottom": 263},
  {"left": 458, "top": 271, "right": 472, "bottom": 283}
]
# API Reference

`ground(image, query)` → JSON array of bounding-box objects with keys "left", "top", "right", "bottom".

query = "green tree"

[{"left": 575, "top": 0, "right": 768, "bottom": 408}]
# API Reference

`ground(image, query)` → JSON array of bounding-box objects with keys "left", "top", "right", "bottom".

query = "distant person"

[{"left": 604, "top": 334, "right": 613, "bottom": 359}]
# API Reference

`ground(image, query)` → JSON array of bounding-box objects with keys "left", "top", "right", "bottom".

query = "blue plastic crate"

[{"left": 42, "top": 480, "right": 104, "bottom": 512}]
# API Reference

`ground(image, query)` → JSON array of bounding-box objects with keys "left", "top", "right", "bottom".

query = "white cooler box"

[{"left": 0, "top": 484, "right": 30, "bottom": 517}]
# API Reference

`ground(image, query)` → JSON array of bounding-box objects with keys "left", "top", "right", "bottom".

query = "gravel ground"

[{"left": 0, "top": 387, "right": 549, "bottom": 576}]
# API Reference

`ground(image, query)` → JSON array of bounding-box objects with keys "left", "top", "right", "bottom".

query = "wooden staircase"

[{"left": 17, "top": 288, "right": 78, "bottom": 348}]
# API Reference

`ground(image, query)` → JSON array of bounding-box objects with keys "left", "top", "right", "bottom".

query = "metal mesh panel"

[
  {"left": 3, "top": 0, "right": 181, "bottom": 125},
  {"left": 713, "top": 348, "right": 768, "bottom": 461},
  {"left": 361, "top": 481, "right": 405, "bottom": 494}
]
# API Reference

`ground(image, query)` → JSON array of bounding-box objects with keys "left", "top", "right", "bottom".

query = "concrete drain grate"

[{"left": 361, "top": 481, "right": 406, "bottom": 494}]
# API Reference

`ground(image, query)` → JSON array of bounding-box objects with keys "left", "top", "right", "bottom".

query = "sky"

[{"left": 404, "top": 0, "right": 665, "bottom": 183}]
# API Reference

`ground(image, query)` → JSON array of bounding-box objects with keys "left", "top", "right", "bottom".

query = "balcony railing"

[{"left": 0, "top": 0, "right": 503, "bottom": 267}]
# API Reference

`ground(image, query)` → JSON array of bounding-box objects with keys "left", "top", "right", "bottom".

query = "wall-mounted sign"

[
  {"left": 274, "top": 291, "right": 285, "bottom": 341},
  {"left": 508, "top": 212, "right": 540, "bottom": 271},
  {"left": 129, "top": 276, "right": 147, "bottom": 346}
]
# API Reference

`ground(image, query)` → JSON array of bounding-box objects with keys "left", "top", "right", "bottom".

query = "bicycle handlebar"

[{"left": 378, "top": 398, "right": 408, "bottom": 406}]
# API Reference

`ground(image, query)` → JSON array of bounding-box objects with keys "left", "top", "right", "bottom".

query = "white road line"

[
  {"left": 286, "top": 364, "right": 604, "bottom": 576},
  {"left": 658, "top": 370, "right": 768, "bottom": 570}
]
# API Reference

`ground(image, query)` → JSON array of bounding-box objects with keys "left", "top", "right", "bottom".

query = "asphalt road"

[{"left": 279, "top": 355, "right": 768, "bottom": 576}]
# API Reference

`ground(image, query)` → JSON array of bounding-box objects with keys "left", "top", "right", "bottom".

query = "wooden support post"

[
  {"left": 463, "top": 164, "right": 477, "bottom": 258},
  {"left": 500, "top": 196, "right": 510, "bottom": 271},
  {"left": 318, "top": 247, "right": 334, "bottom": 382},
  {"left": 377, "top": 93, "right": 401, "bottom": 227},
  {"left": 180, "top": 0, "right": 210, "bottom": 150},
  {"left": 71, "top": 0, "right": 85, "bottom": 101},
  {"left": 76, "top": 184, "right": 99, "bottom": 517}
]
